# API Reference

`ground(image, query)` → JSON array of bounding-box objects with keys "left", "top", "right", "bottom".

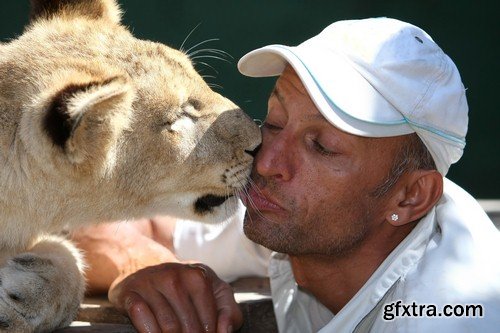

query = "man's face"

[{"left": 243, "top": 66, "right": 404, "bottom": 256}]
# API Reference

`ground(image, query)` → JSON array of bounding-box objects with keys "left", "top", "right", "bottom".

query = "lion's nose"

[
  {"left": 239, "top": 112, "right": 262, "bottom": 154},
  {"left": 213, "top": 107, "right": 262, "bottom": 152}
]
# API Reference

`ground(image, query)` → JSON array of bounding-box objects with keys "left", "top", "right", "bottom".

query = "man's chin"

[
  {"left": 243, "top": 212, "right": 271, "bottom": 245},
  {"left": 243, "top": 212, "right": 291, "bottom": 253}
]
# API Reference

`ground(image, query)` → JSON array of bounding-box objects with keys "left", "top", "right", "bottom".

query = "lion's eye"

[
  {"left": 160, "top": 120, "right": 173, "bottom": 127},
  {"left": 161, "top": 99, "right": 201, "bottom": 132},
  {"left": 161, "top": 115, "right": 195, "bottom": 133},
  {"left": 187, "top": 98, "right": 203, "bottom": 111},
  {"left": 181, "top": 98, "right": 203, "bottom": 113}
]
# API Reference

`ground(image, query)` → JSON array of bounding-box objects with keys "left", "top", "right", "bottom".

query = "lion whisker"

[
  {"left": 207, "top": 83, "right": 224, "bottom": 90},
  {"left": 190, "top": 55, "right": 232, "bottom": 64},
  {"left": 202, "top": 75, "right": 217, "bottom": 80},
  {"left": 179, "top": 22, "right": 203, "bottom": 52},
  {"left": 185, "top": 38, "right": 220, "bottom": 56},
  {"left": 194, "top": 61, "right": 219, "bottom": 74},
  {"left": 233, "top": 173, "right": 276, "bottom": 225},
  {"left": 188, "top": 48, "right": 233, "bottom": 60}
]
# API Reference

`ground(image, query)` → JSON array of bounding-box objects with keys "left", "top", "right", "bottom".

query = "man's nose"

[{"left": 254, "top": 132, "right": 293, "bottom": 181}]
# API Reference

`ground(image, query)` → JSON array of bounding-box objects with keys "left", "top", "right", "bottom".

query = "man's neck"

[{"left": 289, "top": 222, "right": 416, "bottom": 314}]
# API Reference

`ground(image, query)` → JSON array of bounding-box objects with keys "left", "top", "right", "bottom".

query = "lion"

[{"left": 0, "top": 0, "right": 261, "bottom": 331}]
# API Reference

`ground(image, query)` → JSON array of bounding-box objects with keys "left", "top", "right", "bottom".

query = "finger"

[
  {"left": 140, "top": 288, "right": 183, "bottom": 333},
  {"left": 157, "top": 274, "right": 203, "bottom": 332},
  {"left": 123, "top": 291, "right": 161, "bottom": 333},
  {"left": 185, "top": 264, "right": 218, "bottom": 332}
]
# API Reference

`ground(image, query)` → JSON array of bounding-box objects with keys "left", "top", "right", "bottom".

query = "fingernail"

[{"left": 227, "top": 325, "right": 233, "bottom": 333}]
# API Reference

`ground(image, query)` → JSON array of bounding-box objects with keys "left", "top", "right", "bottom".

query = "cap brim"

[{"left": 238, "top": 44, "right": 415, "bottom": 138}]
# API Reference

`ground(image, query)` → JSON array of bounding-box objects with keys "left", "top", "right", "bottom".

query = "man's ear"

[
  {"left": 42, "top": 75, "right": 134, "bottom": 171},
  {"left": 384, "top": 170, "right": 443, "bottom": 226}
]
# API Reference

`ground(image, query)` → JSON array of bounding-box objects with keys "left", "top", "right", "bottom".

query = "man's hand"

[{"left": 109, "top": 262, "right": 243, "bottom": 333}]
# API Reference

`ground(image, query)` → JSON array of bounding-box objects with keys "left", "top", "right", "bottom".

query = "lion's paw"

[{"left": 0, "top": 253, "right": 82, "bottom": 332}]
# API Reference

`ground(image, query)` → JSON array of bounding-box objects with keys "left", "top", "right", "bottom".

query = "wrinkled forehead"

[
  {"left": 277, "top": 65, "right": 308, "bottom": 93},
  {"left": 269, "top": 66, "right": 312, "bottom": 107}
]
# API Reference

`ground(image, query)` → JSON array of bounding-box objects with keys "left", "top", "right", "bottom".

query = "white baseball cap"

[{"left": 238, "top": 17, "right": 468, "bottom": 175}]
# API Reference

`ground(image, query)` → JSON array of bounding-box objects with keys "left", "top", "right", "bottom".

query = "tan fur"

[{"left": 0, "top": 1, "right": 261, "bottom": 331}]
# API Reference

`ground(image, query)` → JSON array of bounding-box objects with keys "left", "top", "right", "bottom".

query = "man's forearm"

[{"left": 72, "top": 218, "right": 179, "bottom": 295}]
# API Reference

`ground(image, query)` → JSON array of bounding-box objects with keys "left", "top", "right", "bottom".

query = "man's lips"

[{"left": 243, "top": 186, "right": 283, "bottom": 212}]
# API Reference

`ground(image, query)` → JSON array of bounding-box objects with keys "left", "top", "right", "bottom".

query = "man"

[{"left": 75, "top": 18, "right": 500, "bottom": 332}]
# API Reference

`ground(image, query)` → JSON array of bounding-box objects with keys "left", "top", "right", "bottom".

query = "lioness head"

[{"left": 0, "top": 0, "right": 261, "bottom": 229}]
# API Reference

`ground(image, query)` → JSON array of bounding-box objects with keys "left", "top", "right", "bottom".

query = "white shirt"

[{"left": 174, "top": 179, "right": 500, "bottom": 332}]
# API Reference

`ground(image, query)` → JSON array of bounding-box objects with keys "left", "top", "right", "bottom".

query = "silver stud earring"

[{"left": 391, "top": 214, "right": 399, "bottom": 221}]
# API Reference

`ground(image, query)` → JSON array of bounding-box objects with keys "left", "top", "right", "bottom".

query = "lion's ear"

[
  {"left": 43, "top": 75, "right": 134, "bottom": 168},
  {"left": 30, "top": 0, "right": 122, "bottom": 25}
]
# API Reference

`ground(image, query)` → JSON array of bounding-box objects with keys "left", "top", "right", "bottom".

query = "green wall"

[{"left": 1, "top": 1, "right": 498, "bottom": 198}]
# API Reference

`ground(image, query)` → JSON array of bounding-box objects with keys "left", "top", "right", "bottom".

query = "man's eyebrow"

[{"left": 269, "top": 87, "right": 328, "bottom": 123}]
